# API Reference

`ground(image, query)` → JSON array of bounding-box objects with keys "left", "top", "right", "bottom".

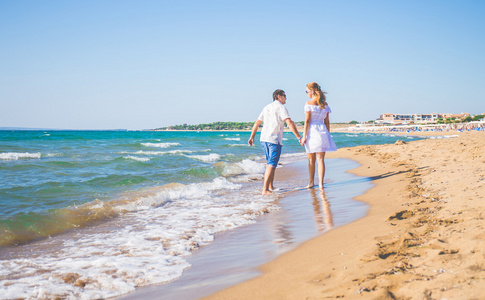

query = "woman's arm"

[
  {"left": 301, "top": 111, "right": 311, "bottom": 145},
  {"left": 325, "top": 114, "right": 330, "bottom": 132}
]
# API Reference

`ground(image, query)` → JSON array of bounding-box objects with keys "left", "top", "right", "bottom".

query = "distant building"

[
  {"left": 379, "top": 113, "right": 395, "bottom": 123},
  {"left": 376, "top": 113, "right": 439, "bottom": 124},
  {"left": 375, "top": 112, "right": 478, "bottom": 124},
  {"left": 441, "top": 113, "right": 470, "bottom": 120}
]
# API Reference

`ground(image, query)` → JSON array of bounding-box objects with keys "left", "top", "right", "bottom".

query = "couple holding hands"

[{"left": 248, "top": 82, "right": 337, "bottom": 195}]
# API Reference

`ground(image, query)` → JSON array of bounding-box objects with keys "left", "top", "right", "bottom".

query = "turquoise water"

[
  {"left": 0, "top": 130, "right": 421, "bottom": 299},
  {"left": 1, "top": 131, "right": 263, "bottom": 243}
]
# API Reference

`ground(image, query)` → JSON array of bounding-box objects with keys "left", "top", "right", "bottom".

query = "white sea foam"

[
  {"left": 238, "top": 159, "right": 266, "bottom": 174},
  {"left": 218, "top": 159, "right": 265, "bottom": 177},
  {"left": 0, "top": 152, "right": 41, "bottom": 160},
  {"left": 186, "top": 153, "right": 221, "bottom": 162},
  {"left": 124, "top": 156, "right": 150, "bottom": 162},
  {"left": 141, "top": 142, "right": 180, "bottom": 148},
  {"left": 133, "top": 150, "right": 195, "bottom": 155},
  {"left": 122, "top": 149, "right": 212, "bottom": 156},
  {"left": 114, "top": 177, "right": 243, "bottom": 213},
  {"left": 44, "top": 153, "right": 63, "bottom": 158},
  {"left": 0, "top": 177, "right": 278, "bottom": 299},
  {"left": 281, "top": 152, "right": 306, "bottom": 158},
  {"left": 224, "top": 137, "right": 240, "bottom": 141}
]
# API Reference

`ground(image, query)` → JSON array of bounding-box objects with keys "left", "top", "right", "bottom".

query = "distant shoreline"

[
  {"left": 0, "top": 128, "right": 128, "bottom": 131},
  {"left": 151, "top": 124, "right": 351, "bottom": 132}
]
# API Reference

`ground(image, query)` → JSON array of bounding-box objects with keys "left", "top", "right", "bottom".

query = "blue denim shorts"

[{"left": 261, "top": 142, "right": 282, "bottom": 168}]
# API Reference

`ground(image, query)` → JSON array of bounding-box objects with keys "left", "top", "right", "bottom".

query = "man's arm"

[
  {"left": 284, "top": 118, "right": 302, "bottom": 141},
  {"left": 248, "top": 119, "right": 263, "bottom": 146}
]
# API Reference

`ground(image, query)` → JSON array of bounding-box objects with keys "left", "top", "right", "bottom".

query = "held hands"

[{"left": 299, "top": 136, "right": 306, "bottom": 146}]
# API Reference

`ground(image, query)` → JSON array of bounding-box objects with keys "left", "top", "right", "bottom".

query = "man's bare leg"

[{"left": 262, "top": 165, "right": 276, "bottom": 195}]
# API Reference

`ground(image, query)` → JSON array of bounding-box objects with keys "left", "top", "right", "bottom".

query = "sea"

[{"left": 0, "top": 130, "right": 421, "bottom": 299}]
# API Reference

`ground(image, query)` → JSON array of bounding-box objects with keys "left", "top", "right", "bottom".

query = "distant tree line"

[
  {"left": 437, "top": 115, "right": 484, "bottom": 124},
  {"left": 156, "top": 121, "right": 308, "bottom": 131},
  {"left": 157, "top": 122, "right": 255, "bottom": 131}
]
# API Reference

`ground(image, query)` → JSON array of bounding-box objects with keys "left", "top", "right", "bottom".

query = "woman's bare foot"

[
  {"left": 262, "top": 189, "right": 273, "bottom": 195},
  {"left": 305, "top": 183, "right": 315, "bottom": 189}
]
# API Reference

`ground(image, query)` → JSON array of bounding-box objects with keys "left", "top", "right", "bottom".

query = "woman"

[{"left": 300, "top": 82, "right": 337, "bottom": 189}]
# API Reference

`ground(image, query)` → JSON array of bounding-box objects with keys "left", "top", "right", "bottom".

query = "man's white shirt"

[{"left": 258, "top": 101, "right": 290, "bottom": 145}]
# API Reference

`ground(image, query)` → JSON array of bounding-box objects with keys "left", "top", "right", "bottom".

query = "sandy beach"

[{"left": 206, "top": 131, "right": 485, "bottom": 299}]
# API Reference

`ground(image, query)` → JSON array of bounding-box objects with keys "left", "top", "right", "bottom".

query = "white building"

[{"left": 376, "top": 113, "right": 439, "bottom": 124}]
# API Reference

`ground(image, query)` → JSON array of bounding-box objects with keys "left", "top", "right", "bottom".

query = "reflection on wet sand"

[
  {"left": 267, "top": 188, "right": 336, "bottom": 252},
  {"left": 310, "top": 189, "right": 333, "bottom": 232}
]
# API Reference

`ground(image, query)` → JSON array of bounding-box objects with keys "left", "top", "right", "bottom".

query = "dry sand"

[{"left": 206, "top": 131, "right": 485, "bottom": 299}]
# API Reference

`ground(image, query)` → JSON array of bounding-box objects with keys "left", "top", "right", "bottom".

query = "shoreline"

[
  {"left": 150, "top": 122, "right": 484, "bottom": 136},
  {"left": 116, "top": 158, "right": 372, "bottom": 300},
  {"left": 206, "top": 131, "right": 485, "bottom": 299},
  {"left": 148, "top": 127, "right": 476, "bottom": 140}
]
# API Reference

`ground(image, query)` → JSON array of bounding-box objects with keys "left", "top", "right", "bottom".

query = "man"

[{"left": 248, "top": 89, "right": 302, "bottom": 195}]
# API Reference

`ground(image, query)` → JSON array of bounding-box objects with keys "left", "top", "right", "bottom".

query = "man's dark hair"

[{"left": 273, "top": 89, "right": 285, "bottom": 101}]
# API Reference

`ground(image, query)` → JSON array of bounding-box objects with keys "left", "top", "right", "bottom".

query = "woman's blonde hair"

[{"left": 306, "top": 82, "right": 327, "bottom": 109}]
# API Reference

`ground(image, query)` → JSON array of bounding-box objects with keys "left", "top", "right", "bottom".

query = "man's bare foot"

[
  {"left": 319, "top": 185, "right": 324, "bottom": 190},
  {"left": 304, "top": 183, "right": 315, "bottom": 189}
]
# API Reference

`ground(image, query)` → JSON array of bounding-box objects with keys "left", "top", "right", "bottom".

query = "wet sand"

[
  {"left": 207, "top": 131, "right": 485, "bottom": 299},
  {"left": 117, "top": 158, "right": 372, "bottom": 299}
]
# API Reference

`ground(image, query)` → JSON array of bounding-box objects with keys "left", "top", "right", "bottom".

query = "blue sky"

[{"left": 1, "top": 0, "right": 484, "bottom": 130}]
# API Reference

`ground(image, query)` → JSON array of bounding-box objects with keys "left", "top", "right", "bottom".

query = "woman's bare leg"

[
  {"left": 306, "top": 153, "right": 316, "bottom": 188},
  {"left": 316, "top": 152, "right": 326, "bottom": 189}
]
